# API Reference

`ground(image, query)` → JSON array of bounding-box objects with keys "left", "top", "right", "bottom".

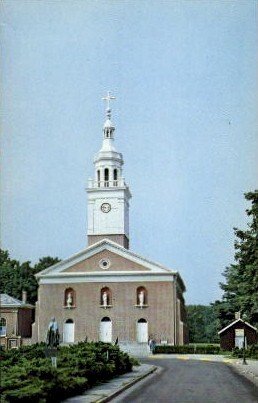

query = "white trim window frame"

[{"left": 0, "top": 318, "right": 7, "bottom": 336}]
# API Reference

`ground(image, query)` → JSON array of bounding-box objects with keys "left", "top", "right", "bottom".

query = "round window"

[{"left": 99, "top": 259, "right": 111, "bottom": 270}]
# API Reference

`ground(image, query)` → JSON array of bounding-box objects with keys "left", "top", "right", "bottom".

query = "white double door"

[
  {"left": 100, "top": 319, "right": 112, "bottom": 342},
  {"left": 137, "top": 321, "right": 148, "bottom": 343}
]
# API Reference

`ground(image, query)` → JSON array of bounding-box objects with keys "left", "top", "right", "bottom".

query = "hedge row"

[
  {"left": 0, "top": 342, "right": 134, "bottom": 403},
  {"left": 153, "top": 344, "right": 221, "bottom": 354}
]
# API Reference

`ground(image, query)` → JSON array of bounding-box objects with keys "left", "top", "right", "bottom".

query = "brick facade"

[
  {"left": 32, "top": 240, "right": 188, "bottom": 346},
  {"left": 33, "top": 281, "right": 183, "bottom": 344},
  {"left": 1, "top": 307, "right": 33, "bottom": 338},
  {"left": 0, "top": 294, "right": 34, "bottom": 349}
]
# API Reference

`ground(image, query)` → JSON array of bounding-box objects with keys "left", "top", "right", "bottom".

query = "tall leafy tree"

[
  {"left": 219, "top": 190, "right": 258, "bottom": 327},
  {"left": 0, "top": 250, "right": 60, "bottom": 304},
  {"left": 186, "top": 305, "right": 220, "bottom": 343}
]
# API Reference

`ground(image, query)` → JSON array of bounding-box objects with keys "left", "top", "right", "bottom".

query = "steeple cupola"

[
  {"left": 87, "top": 92, "right": 131, "bottom": 249},
  {"left": 103, "top": 104, "right": 115, "bottom": 140}
]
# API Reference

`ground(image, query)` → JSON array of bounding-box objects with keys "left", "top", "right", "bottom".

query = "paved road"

[{"left": 112, "top": 358, "right": 258, "bottom": 403}]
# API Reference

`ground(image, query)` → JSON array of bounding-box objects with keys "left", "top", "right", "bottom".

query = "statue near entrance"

[{"left": 46, "top": 317, "right": 60, "bottom": 347}]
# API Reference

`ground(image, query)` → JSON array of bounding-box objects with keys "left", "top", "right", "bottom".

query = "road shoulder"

[{"left": 227, "top": 359, "right": 258, "bottom": 387}]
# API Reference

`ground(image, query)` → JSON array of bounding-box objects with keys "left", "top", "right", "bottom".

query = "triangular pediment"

[
  {"left": 62, "top": 249, "right": 151, "bottom": 273},
  {"left": 36, "top": 239, "right": 175, "bottom": 278}
]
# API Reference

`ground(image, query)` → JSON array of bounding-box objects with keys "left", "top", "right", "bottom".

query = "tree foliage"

[
  {"left": 0, "top": 250, "right": 60, "bottom": 304},
  {"left": 218, "top": 190, "right": 258, "bottom": 327},
  {"left": 186, "top": 305, "right": 220, "bottom": 343}
]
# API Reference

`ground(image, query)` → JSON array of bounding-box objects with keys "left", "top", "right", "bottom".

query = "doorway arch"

[
  {"left": 137, "top": 318, "right": 148, "bottom": 343},
  {"left": 63, "top": 319, "right": 75, "bottom": 343},
  {"left": 100, "top": 317, "right": 112, "bottom": 342}
]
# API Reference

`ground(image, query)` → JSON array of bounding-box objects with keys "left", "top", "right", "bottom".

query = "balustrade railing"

[{"left": 88, "top": 178, "right": 126, "bottom": 188}]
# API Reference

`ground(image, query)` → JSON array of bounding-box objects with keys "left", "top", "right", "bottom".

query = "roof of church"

[
  {"left": 218, "top": 318, "right": 257, "bottom": 334},
  {"left": 0, "top": 293, "right": 34, "bottom": 308},
  {"left": 36, "top": 238, "right": 186, "bottom": 292}
]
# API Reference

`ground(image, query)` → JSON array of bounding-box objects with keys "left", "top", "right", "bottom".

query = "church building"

[{"left": 32, "top": 94, "right": 188, "bottom": 353}]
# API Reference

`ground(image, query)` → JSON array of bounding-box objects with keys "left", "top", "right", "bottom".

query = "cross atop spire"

[{"left": 102, "top": 91, "right": 116, "bottom": 118}]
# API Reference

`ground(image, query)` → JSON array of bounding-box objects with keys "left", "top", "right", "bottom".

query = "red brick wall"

[
  {"left": 18, "top": 308, "right": 34, "bottom": 338},
  {"left": 63, "top": 250, "right": 151, "bottom": 273},
  {"left": 34, "top": 281, "right": 176, "bottom": 344}
]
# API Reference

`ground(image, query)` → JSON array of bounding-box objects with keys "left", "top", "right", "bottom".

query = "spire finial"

[{"left": 102, "top": 91, "right": 116, "bottom": 118}]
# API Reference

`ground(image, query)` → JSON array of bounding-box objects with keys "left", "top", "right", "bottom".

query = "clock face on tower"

[{"left": 101, "top": 203, "right": 111, "bottom": 213}]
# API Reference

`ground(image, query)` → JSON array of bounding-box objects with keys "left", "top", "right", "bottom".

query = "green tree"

[
  {"left": 186, "top": 305, "right": 220, "bottom": 343},
  {"left": 219, "top": 190, "right": 258, "bottom": 327},
  {"left": 0, "top": 250, "right": 60, "bottom": 304}
]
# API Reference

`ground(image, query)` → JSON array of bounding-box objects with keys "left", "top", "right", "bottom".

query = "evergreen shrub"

[{"left": 0, "top": 342, "right": 133, "bottom": 402}]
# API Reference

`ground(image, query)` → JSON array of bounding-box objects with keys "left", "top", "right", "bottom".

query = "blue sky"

[{"left": 1, "top": 0, "right": 257, "bottom": 304}]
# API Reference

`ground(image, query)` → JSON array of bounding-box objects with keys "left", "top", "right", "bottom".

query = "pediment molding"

[{"left": 36, "top": 239, "right": 177, "bottom": 279}]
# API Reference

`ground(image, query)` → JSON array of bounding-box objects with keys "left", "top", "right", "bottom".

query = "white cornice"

[{"left": 39, "top": 273, "right": 176, "bottom": 284}]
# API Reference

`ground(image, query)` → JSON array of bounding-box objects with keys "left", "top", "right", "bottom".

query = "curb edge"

[{"left": 97, "top": 365, "right": 158, "bottom": 403}]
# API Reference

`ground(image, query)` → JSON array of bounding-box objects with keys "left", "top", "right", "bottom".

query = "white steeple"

[{"left": 87, "top": 93, "right": 131, "bottom": 249}]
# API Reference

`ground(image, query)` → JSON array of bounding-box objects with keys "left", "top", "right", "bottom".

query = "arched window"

[
  {"left": 100, "top": 287, "right": 112, "bottom": 307},
  {"left": 104, "top": 168, "right": 109, "bottom": 187},
  {"left": 136, "top": 286, "right": 147, "bottom": 306},
  {"left": 104, "top": 128, "right": 110, "bottom": 138},
  {"left": 101, "top": 317, "right": 111, "bottom": 322},
  {"left": 65, "top": 319, "right": 74, "bottom": 324},
  {"left": 97, "top": 170, "right": 100, "bottom": 187},
  {"left": 64, "top": 288, "right": 76, "bottom": 308},
  {"left": 0, "top": 318, "right": 7, "bottom": 336},
  {"left": 104, "top": 168, "right": 109, "bottom": 181},
  {"left": 113, "top": 169, "right": 118, "bottom": 186},
  {"left": 138, "top": 318, "right": 147, "bottom": 323}
]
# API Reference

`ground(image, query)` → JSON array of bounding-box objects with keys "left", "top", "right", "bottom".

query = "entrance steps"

[{"left": 119, "top": 341, "right": 150, "bottom": 357}]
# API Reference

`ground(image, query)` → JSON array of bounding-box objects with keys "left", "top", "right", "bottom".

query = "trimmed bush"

[{"left": 0, "top": 342, "right": 133, "bottom": 402}]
